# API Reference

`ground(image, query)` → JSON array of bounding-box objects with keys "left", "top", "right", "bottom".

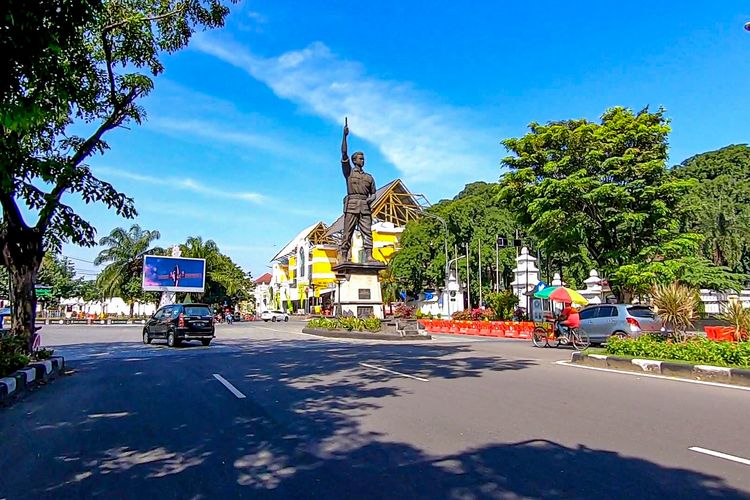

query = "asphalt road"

[{"left": 1, "top": 321, "right": 749, "bottom": 499}]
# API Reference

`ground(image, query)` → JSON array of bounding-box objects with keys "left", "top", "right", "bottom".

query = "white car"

[{"left": 260, "top": 310, "right": 289, "bottom": 322}]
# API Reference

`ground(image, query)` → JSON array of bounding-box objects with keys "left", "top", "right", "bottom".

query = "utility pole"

[
  {"left": 495, "top": 236, "right": 500, "bottom": 293},
  {"left": 465, "top": 243, "right": 471, "bottom": 309},
  {"left": 478, "top": 237, "right": 483, "bottom": 307}
]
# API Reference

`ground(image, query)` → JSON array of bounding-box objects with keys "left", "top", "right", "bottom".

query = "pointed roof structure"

[
  {"left": 271, "top": 221, "right": 335, "bottom": 262},
  {"left": 325, "top": 179, "right": 427, "bottom": 236}
]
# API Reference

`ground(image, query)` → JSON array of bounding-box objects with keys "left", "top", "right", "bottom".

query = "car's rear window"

[
  {"left": 628, "top": 306, "right": 655, "bottom": 318},
  {"left": 185, "top": 306, "right": 211, "bottom": 316}
]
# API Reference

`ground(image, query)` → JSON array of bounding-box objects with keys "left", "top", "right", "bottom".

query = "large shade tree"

[
  {"left": 95, "top": 224, "right": 163, "bottom": 316},
  {"left": 392, "top": 182, "right": 519, "bottom": 306},
  {"left": 497, "top": 106, "right": 738, "bottom": 300},
  {"left": 672, "top": 144, "right": 750, "bottom": 275},
  {"left": 37, "top": 254, "right": 83, "bottom": 309},
  {"left": 0, "top": 0, "right": 233, "bottom": 348}
]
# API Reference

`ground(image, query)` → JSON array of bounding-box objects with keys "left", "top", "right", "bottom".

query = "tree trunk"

[{"left": 1, "top": 224, "right": 44, "bottom": 352}]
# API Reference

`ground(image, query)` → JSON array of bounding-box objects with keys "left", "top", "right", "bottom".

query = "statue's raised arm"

[{"left": 341, "top": 117, "right": 351, "bottom": 178}]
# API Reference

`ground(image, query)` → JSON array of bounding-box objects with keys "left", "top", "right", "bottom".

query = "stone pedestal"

[{"left": 332, "top": 262, "right": 386, "bottom": 319}]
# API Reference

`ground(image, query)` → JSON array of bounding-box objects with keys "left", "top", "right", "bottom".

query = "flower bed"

[
  {"left": 606, "top": 334, "right": 750, "bottom": 368},
  {"left": 307, "top": 317, "right": 382, "bottom": 333}
]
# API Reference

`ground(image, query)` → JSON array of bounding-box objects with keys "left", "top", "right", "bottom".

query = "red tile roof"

[{"left": 255, "top": 273, "right": 272, "bottom": 285}]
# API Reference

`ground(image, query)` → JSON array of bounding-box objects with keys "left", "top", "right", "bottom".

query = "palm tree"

[
  {"left": 379, "top": 263, "right": 399, "bottom": 316},
  {"left": 180, "top": 236, "right": 251, "bottom": 304},
  {"left": 95, "top": 224, "right": 162, "bottom": 316},
  {"left": 179, "top": 236, "right": 220, "bottom": 264}
]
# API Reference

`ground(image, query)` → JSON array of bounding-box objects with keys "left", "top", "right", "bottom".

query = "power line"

[{"left": 62, "top": 255, "right": 96, "bottom": 264}]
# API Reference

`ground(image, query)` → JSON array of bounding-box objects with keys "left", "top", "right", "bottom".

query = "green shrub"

[
  {"left": 35, "top": 348, "right": 54, "bottom": 360},
  {"left": 606, "top": 334, "right": 750, "bottom": 367},
  {"left": 308, "top": 316, "right": 381, "bottom": 332},
  {"left": 362, "top": 317, "right": 382, "bottom": 332},
  {"left": 338, "top": 316, "right": 363, "bottom": 331},
  {"left": 307, "top": 317, "right": 338, "bottom": 330},
  {"left": 0, "top": 334, "right": 31, "bottom": 378}
]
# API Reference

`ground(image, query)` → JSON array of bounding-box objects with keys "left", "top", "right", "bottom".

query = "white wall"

[{"left": 58, "top": 297, "right": 157, "bottom": 317}]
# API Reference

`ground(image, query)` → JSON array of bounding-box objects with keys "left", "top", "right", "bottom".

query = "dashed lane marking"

[
  {"left": 359, "top": 362, "right": 429, "bottom": 382},
  {"left": 212, "top": 374, "right": 246, "bottom": 399},
  {"left": 689, "top": 447, "right": 750, "bottom": 466}
]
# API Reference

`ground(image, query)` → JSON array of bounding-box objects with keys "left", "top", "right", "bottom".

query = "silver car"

[{"left": 578, "top": 304, "right": 663, "bottom": 344}]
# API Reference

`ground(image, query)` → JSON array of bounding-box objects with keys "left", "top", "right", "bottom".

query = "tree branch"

[
  {"left": 102, "top": 6, "right": 186, "bottom": 32},
  {"left": 0, "top": 190, "right": 27, "bottom": 229},
  {"left": 101, "top": 31, "right": 118, "bottom": 104},
  {"left": 35, "top": 87, "right": 140, "bottom": 233}
]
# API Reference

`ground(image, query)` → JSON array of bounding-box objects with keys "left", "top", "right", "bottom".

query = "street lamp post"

[
  {"left": 465, "top": 242, "right": 471, "bottom": 308},
  {"left": 335, "top": 274, "right": 346, "bottom": 317},
  {"left": 421, "top": 212, "right": 450, "bottom": 315}
]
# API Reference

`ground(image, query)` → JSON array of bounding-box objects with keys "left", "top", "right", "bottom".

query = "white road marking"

[
  {"left": 555, "top": 360, "right": 750, "bottom": 392},
  {"left": 359, "top": 362, "right": 429, "bottom": 382},
  {"left": 212, "top": 374, "right": 246, "bottom": 399},
  {"left": 689, "top": 447, "right": 750, "bottom": 466}
]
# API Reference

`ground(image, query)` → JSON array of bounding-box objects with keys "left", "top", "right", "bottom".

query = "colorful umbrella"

[
  {"left": 533, "top": 285, "right": 560, "bottom": 299},
  {"left": 547, "top": 287, "right": 589, "bottom": 305}
]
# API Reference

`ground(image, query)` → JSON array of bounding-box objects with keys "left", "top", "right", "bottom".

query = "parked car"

[
  {"left": 578, "top": 304, "right": 663, "bottom": 344},
  {"left": 143, "top": 303, "right": 215, "bottom": 347},
  {"left": 260, "top": 310, "right": 289, "bottom": 322}
]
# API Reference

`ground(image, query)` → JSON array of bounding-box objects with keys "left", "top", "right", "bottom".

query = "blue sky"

[{"left": 61, "top": 0, "right": 750, "bottom": 279}]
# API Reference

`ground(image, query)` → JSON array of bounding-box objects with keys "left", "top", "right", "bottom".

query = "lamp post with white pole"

[{"left": 421, "top": 212, "right": 450, "bottom": 315}]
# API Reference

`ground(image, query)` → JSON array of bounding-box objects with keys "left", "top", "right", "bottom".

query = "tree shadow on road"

[{"left": 1, "top": 341, "right": 747, "bottom": 498}]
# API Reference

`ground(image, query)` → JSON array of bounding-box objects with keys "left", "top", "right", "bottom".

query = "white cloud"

[
  {"left": 143, "top": 82, "right": 328, "bottom": 168},
  {"left": 96, "top": 167, "right": 266, "bottom": 203},
  {"left": 149, "top": 117, "right": 292, "bottom": 160},
  {"left": 191, "top": 36, "right": 500, "bottom": 186}
]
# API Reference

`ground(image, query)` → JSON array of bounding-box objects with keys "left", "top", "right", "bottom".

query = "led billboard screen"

[{"left": 142, "top": 255, "right": 206, "bottom": 293}]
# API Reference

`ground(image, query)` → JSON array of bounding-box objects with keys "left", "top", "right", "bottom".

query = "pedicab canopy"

[{"left": 534, "top": 286, "right": 589, "bottom": 305}]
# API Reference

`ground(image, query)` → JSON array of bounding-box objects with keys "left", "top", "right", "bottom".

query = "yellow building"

[{"left": 270, "top": 179, "right": 425, "bottom": 314}]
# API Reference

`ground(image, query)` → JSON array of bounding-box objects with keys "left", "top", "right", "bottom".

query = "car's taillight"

[
  {"left": 178, "top": 313, "right": 185, "bottom": 328},
  {"left": 626, "top": 317, "right": 641, "bottom": 328}
]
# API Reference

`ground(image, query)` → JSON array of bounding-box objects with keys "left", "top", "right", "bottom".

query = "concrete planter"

[
  {"left": 302, "top": 327, "right": 431, "bottom": 341},
  {"left": 570, "top": 352, "right": 748, "bottom": 387},
  {"left": 0, "top": 356, "right": 65, "bottom": 406}
]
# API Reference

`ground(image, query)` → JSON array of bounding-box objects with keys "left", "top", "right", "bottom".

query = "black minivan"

[{"left": 143, "top": 303, "right": 215, "bottom": 347}]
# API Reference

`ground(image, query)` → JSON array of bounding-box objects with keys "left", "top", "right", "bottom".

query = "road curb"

[
  {"left": 302, "top": 327, "right": 432, "bottom": 341},
  {"left": 571, "top": 352, "right": 748, "bottom": 387},
  {"left": 0, "top": 356, "right": 65, "bottom": 407}
]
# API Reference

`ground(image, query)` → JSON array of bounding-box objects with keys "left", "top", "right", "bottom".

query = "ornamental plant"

[
  {"left": 717, "top": 300, "right": 750, "bottom": 342},
  {"left": 393, "top": 304, "right": 416, "bottom": 319},
  {"left": 651, "top": 282, "right": 698, "bottom": 342}
]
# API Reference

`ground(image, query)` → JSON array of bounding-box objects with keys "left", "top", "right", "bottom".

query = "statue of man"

[{"left": 339, "top": 119, "right": 376, "bottom": 263}]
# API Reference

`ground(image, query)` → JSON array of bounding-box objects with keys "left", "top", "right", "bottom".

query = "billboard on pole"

[{"left": 142, "top": 255, "right": 206, "bottom": 292}]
